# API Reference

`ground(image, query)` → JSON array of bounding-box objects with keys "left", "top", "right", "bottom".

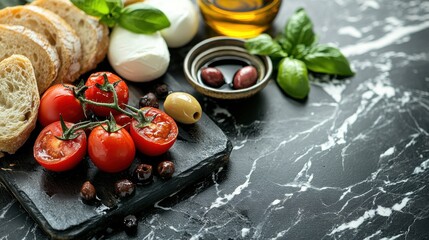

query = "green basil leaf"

[
  {"left": 105, "top": 0, "right": 123, "bottom": 10},
  {"left": 100, "top": 14, "right": 118, "bottom": 27},
  {"left": 244, "top": 34, "right": 287, "bottom": 58},
  {"left": 118, "top": 3, "right": 170, "bottom": 34},
  {"left": 303, "top": 45, "right": 354, "bottom": 76},
  {"left": 290, "top": 44, "right": 310, "bottom": 60},
  {"left": 284, "top": 8, "right": 316, "bottom": 48},
  {"left": 0, "top": 0, "right": 25, "bottom": 8},
  {"left": 70, "top": 0, "right": 110, "bottom": 17},
  {"left": 277, "top": 58, "right": 310, "bottom": 99},
  {"left": 106, "top": 0, "right": 123, "bottom": 18},
  {"left": 276, "top": 34, "right": 293, "bottom": 55}
]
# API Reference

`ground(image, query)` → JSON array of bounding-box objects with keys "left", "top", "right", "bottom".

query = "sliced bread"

[
  {"left": 0, "top": 24, "right": 60, "bottom": 94},
  {"left": 0, "top": 55, "right": 40, "bottom": 158},
  {"left": 0, "top": 5, "right": 82, "bottom": 84},
  {"left": 32, "top": 0, "right": 109, "bottom": 75}
]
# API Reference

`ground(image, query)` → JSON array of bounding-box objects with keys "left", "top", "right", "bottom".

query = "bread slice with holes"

[
  {"left": 0, "top": 5, "right": 81, "bottom": 85},
  {"left": 32, "top": 0, "right": 109, "bottom": 75},
  {"left": 0, "top": 24, "right": 60, "bottom": 94},
  {"left": 0, "top": 55, "right": 40, "bottom": 158}
]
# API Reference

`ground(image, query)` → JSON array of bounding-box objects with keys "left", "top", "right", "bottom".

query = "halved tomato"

[
  {"left": 130, "top": 107, "right": 178, "bottom": 156},
  {"left": 33, "top": 121, "right": 87, "bottom": 172}
]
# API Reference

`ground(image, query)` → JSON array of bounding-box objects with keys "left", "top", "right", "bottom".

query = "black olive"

[
  {"left": 114, "top": 179, "right": 135, "bottom": 198},
  {"left": 123, "top": 215, "right": 138, "bottom": 235},
  {"left": 80, "top": 181, "right": 96, "bottom": 202},
  {"left": 157, "top": 160, "right": 175, "bottom": 179},
  {"left": 154, "top": 83, "right": 170, "bottom": 99},
  {"left": 139, "top": 92, "right": 159, "bottom": 108},
  {"left": 232, "top": 66, "right": 258, "bottom": 89},
  {"left": 200, "top": 67, "right": 225, "bottom": 88},
  {"left": 133, "top": 164, "right": 153, "bottom": 184}
]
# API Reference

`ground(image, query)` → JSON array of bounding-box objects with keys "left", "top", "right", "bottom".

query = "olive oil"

[
  {"left": 198, "top": 0, "right": 282, "bottom": 38},
  {"left": 213, "top": 0, "right": 265, "bottom": 11},
  {"left": 197, "top": 56, "right": 251, "bottom": 91}
]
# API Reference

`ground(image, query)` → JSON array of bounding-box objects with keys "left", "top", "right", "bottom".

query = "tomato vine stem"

[
  {"left": 56, "top": 115, "right": 106, "bottom": 141},
  {"left": 73, "top": 74, "right": 155, "bottom": 128}
]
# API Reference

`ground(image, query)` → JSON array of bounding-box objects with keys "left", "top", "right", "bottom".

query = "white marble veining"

[{"left": 342, "top": 21, "right": 429, "bottom": 56}]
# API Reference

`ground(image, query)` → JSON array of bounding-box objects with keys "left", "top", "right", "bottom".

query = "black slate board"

[{"left": 0, "top": 72, "right": 232, "bottom": 239}]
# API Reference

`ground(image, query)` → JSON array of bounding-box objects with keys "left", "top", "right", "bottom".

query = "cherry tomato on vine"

[
  {"left": 88, "top": 124, "right": 136, "bottom": 173},
  {"left": 38, "top": 84, "right": 85, "bottom": 127},
  {"left": 33, "top": 121, "right": 87, "bottom": 172},
  {"left": 114, "top": 114, "right": 132, "bottom": 132},
  {"left": 85, "top": 72, "right": 129, "bottom": 117},
  {"left": 130, "top": 107, "right": 178, "bottom": 156}
]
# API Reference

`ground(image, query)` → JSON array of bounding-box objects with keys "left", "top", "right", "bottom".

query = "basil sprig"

[
  {"left": 277, "top": 58, "right": 310, "bottom": 99},
  {"left": 245, "top": 8, "right": 354, "bottom": 99},
  {"left": 71, "top": 0, "right": 170, "bottom": 34}
]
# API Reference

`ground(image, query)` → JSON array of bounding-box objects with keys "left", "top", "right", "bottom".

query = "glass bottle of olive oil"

[{"left": 198, "top": 0, "right": 282, "bottom": 38}]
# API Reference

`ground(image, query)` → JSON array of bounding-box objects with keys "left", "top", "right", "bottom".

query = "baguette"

[
  {"left": 0, "top": 55, "right": 40, "bottom": 158},
  {"left": 0, "top": 24, "right": 60, "bottom": 94},
  {"left": 0, "top": 5, "right": 82, "bottom": 84},
  {"left": 32, "top": 0, "right": 109, "bottom": 75}
]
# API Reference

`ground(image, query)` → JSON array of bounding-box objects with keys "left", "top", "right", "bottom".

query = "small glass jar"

[{"left": 197, "top": 0, "right": 282, "bottom": 38}]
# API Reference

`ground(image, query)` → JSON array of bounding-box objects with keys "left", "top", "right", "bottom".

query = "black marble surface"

[{"left": 1, "top": 0, "right": 429, "bottom": 239}]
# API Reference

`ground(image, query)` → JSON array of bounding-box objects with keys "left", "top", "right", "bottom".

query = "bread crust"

[
  {"left": 0, "top": 5, "right": 82, "bottom": 84},
  {"left": 0, "top": 55, "right": 40, "bottom": 157},
  {"left": 0, "top": 24, "right": 60, "bottom": 94},
  {"left": 32, "top": 0, "right": 109, "bottom": 74},
  {"left": 94, "top": 21, "right": 110, "bottom": 72}
]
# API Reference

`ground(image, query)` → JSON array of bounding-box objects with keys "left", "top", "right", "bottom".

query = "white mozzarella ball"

[
  {"left": 108, "top": 26, "right": 170, "bottom": 82},
  {"left": 144, "top": 0, "right": 199, "bottom": 48}
]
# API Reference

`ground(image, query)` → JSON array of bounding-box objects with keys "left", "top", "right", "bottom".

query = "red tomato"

[
  {"left": 84, "top": 72, "right": 129, "bottom": 117},
  {"left": 88, "top": 124, "right": 136, "bottom": 173},
  {"left": 38, "top": 84, "right": 85, "bottom": 127},
  {"left": 130, "top": 107, "right": 178, "bottom": 156},
  {"left": 114, "top": 114, "right": 132, "bottom": 132},
  {"left": 33, "top": 121, "right": 87, "bottom": 172}
]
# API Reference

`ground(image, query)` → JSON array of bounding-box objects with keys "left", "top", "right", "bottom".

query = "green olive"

[{"left": 163, "top": 92, "right": 202, "bottom": 124}]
